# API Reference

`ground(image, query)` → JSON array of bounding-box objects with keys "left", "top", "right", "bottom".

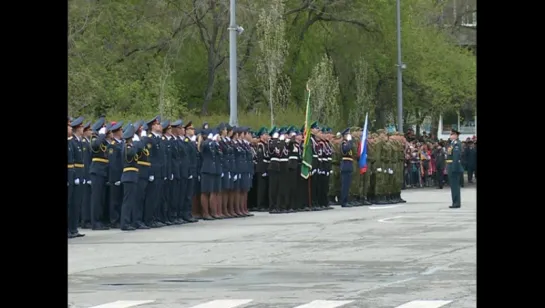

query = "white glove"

[
  {"left": 377, "top": 168, "right": 382, "bottom": 172},
  {"left": 262, "top": 173, "right": 267, "bottom": 177},
  {"left": 207, "top": 133, "right": 213, "bottom": 139},
  {"left": 98, "top": 127, "right": 106, "bottom": 134},
  {"left": 279, "top": 135, "right": 285, "bottom": 141},
  {"left": 87, "top": 180, "right": 92, "bottom": 185},
  {"left": 170, "top": 174, "right": 174, "bottom": 180},
  {"left": 272, "top": 132, "right": 279, "bottom": 138},
  {"left": 326, "top": 172, "right": 330, "bottom": 176},
  {"left": 164, "top": 177, "right": 167, "bottom": 180},
  {"left": 228, "top": 172, "right": 231, "bottom": 179},
  {"left": 82, "top": 179, "right": 86, "bottom": 185},
  {"left": 188, "top": 175, "right": 193, "bottom": 179},
  {"left": 234, "top": 174, "right": 238, "bottom": 181},
  {"left": 114, "top": 181, "right": 121, "bottom": 186},
  {"left": 141, "top": 130, "right": 147, "bottom": 137},
  {"left": 149, "top": 175, "right": 155, "bottom": 182},
  {"left": 190, "top": 135, "right": 197, "bottom": 142},
  {"left": 74, "top": 178, "right": 80, "bottom": 185},
  {"left": 383, "top": 169, "right": 387, "bottom": 173},
  {"left": 198, "top": 175, "right": 201, "bottom": 181},
  {"left": 213, "top": 134, "right": 219, "bottom": 141},
  {"left": 388, "top": 168, "right": 393, "bottom": 174},
  {"left": 346, "top": 134, "right": 352, "bottom": 141},
  {"left": 311, "top": 169, "right": 316, "bottom": 175},
  {"left": 221, "top": 172, "right": 224, "bottom": 178}
]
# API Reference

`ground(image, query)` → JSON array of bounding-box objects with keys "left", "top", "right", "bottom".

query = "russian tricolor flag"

[{"left": 358, "top": 113, "right": 369, "bottom": 174}]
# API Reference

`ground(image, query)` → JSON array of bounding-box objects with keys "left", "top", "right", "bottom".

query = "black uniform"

[
  {"left": 120, "top": 141, "right": 144, "bottom": 230},
  {"left": 108, "top": 139, "right": 124, "bottom": 227},
  {"left": 144, "top": 132, "right": 165, "bottom": 228},
  {"left": 89, "top": 133, "right": 110, "bottom": 230},
  {"left": 134, "top": 135, "right": 151, "bottom": 229},
  {"left": 185, "top": 135, "right": 198, "bottom": 221},
  {"left": 268, "top": 138, "right": 281, "bottom": 212},
  {"left": 255, "top": 140, "right": 269, "bottom": 211},
  {"left": 287, "top": 137, "right": 300, "bottom": 211},
  {"left": 81, "top": 136, "right": 92, "bottom": 227},
  {"left": 68, "top": 136, "right": 85, "bottom": 235}
]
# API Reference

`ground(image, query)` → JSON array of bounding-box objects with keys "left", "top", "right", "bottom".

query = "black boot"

[
  {"left": 398, "top": 193, "right": 406, "bottom": 203},
  {"left": 362, "top": 196, "right": 372, "bottom": 205}
]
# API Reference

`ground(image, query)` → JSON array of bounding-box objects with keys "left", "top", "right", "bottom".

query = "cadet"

[
  {"left": 132, "top": 121, "right": 151, "bottom": 229},
  {"left": 183, "top": 121, "right": 199, "bottom": 222},
  {"left": 357, "top": 130, "right": 372, "bottom": 206},
  {"left": 276, "top": 127, "right": 289, "bottom": 213},
  {"left": 199, "top": 129, "right": 216, "bottom": 220},
  {"left": 268, "top": 127, "right": 281, "bottom": 213},
  {"left": 329, "top": 131, "right": 342, "bottom": 205},
  {"left": 295, "top": 127, "right": 306, "bottom": 210},
  {"left": 108, "top": 121, "right": 124, "bottom": 228},
  {"left": 309, "top": 122, "right": 321, "bottom": 209},
  {"left": 321, "top": 127, "right": 333, "bottom": 209},
  {"left": 241, "top": 127, "right": 254, "bottom": 216},
  {"left": 89, "top": 118, "right": 110, "bottom": 230},
  {"left": 339, "top": 128, "right": 354, "bottom": 207},
  {"left": 120, "top": 124, "right": 144, "bottom": 231},
  {"left": 447, "top": 129, "right": 463, "bottom": 208},
  {"left": 68, "top": 116, "right": 85, "bottom": 238},
  {"left": 363, "top": 134, "right": 377, "bottom": 204},
  {"left": 255, "top": 127, "right": 270, "bottom": 211},
  {"left": 383, "top": 133, "right": 395, "bottom": 203},
  {"left": 218, "top": 123, "right": 231, "bottom": 217},
  {"left": 372, "top": 130, "right": 386, "bottom": 204},
  {"left": 168, "top": 120, "right": 186, "bottom": 224},
  {"left": 287, "top": 126, "right": 301, "bottom": 211},
  {"left": 143, "top": 116, "right": 165, "bottom": 227},
  {"left": 160, "top": 120, "right": 174, "bottom": 225},
  {"left": 81, "top": 122, "right": 93, "bottom": 228},
  {"left": 349, "top": 127, "right": 361, "bottom": 206}
]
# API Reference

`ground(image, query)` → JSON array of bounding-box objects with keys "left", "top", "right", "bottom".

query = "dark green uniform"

[
  {"left": 358, "top": 136, "right": 372, "bottom": 205},
  {"left": 349, "top": 135, "right": 361, "bottom": 205},
  {"left": 447, "top": 138, "right": 463, "bottom": 208}
]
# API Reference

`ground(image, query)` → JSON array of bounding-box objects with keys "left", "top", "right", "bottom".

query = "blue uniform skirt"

[
  {"left": 240, "top": 173, "right": 251, "bottom": 192},
  {"left": 201, "top": 173, "right": 220, "bottom": 193},
  {"left": 222, "top": 171, "right": 232, "bottom": 190}
]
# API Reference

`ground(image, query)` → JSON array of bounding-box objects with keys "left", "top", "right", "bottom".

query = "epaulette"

[
  {"left": 111, "top": 140, "right": 116, "bottom": 145},
  {"left": 82, "top": 139, "right": 87, "bottom": 142},
  {"left": 148, "top": 134, "right": 153, "bottom": 138},
  {"left": 68, "top": 136, "right": 73, "bottom": 140},
  {"left": 91, "top": 137, "right": 97, "bottom": 141},
  {"left": 162, "top": 136, "right": 165, "bottom": 140},
  {"left": 184, "top": 137, "right": 189, "bottom": 142}
]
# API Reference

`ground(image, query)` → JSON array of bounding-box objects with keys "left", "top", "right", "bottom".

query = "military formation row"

[{"left": 67, "top": 116, "right": 408, "bottom": 238}]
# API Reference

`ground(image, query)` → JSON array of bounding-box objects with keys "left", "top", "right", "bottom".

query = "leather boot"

[{"left": 398, "top": 193, "right": 406, "bottom": 203}]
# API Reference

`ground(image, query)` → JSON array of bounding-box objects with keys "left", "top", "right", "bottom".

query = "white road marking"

[
  {"left": 89, "top": 300, "right": 155, "bottom": 308},
  {"left": 188, "top": 299, "right": 253, "bottom": 308},
  {"left": 369, "top": 204, "right": 405, "bottom": 210},
  {"left": 395, "top": 300, "right": 453, "bottom": 308},
  {"left": 292, "top": 300, "right": 354, "bottom": 308},
  {"left": 378, "top": 215, "right": 406, "bottom": 223}
]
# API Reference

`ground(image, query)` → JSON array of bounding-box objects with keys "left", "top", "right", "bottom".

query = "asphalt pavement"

[{"left": 68, "top": 187, "right": 476, "bottom": 308}]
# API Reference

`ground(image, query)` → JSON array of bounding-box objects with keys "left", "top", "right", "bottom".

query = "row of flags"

[{"left": 300, "top": 87, "right": 369, "bottom": 180}]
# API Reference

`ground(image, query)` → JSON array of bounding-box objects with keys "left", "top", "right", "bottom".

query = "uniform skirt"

[
  {"left": 240, "top": 172, "right": 251, "bottom": 192},
  {"left": 222, "top": 171, "right": 232, "bottom": 190},
  {"left": 201, "top": 173, "right": 221, "bottom": 193}
]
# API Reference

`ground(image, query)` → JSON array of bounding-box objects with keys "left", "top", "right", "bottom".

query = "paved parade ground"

[{"left": 68, "top": 188, "right": 476, "bottom": 308}]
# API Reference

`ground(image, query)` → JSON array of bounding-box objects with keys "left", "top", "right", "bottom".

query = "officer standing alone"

[
  {"left": 447, "top": 129, "right": 463, "bottom": 208},
  {"left": 340, "top": 128, "right": 353, "bottom": 207}
]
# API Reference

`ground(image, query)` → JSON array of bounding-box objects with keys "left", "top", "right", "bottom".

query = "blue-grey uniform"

[
  {"left": 67, "top": 117, "right": 77, "bottom": 238},
  {"left": 212, "top": 129, "right": 223, "bottom": 193},
  {"left": 447, "top": 129, "right": 463, "bottom": 208},
  {"left": 218, "top": 124, "right": 232, "bottom": 191},
  {"left": 340, "top": 128, "right": 354, "bottom": 207},
  {"left": 183, "top": 121, "right": 198, "bottom": 222},
  {"left": 132, "top": 121, "right": 151, "bottom": 229},
  {"left": 200, "top": 130, "right": 217, "bottom": 193},
  {"left": 243, "top": 132, "right": 255, "bottom": 192},
  {"left": 107, "top": 121, "right": 124, "bottom": 228},
  {"left": 169, "top": 119, "right": 186, "bottom": 224},
  {"left": 81, "top": 121, "right": 93, "bottom": 228},
  {"left": 194, "top": 128, "right": 202, "bottom": 198},
  {"left": 120, "top": 124, "right": 145, "bottom": 231},
  {"left": 68, "top": 116, "right": 86, "bottom": 238},
  {"left": 233, "top": 130, "right": 245, "bottom": 192},
  {"left": 160, "top": 120, "right": 174, "bottom": 225},
  {"left": 89, "top": 118, "right": 110, "bottom": 230},
  {"left": 144, "top": 115, "right": 166, "bottom": 228}
]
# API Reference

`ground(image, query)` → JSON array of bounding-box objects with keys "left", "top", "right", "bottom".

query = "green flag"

[{"left": 301, "top": 89, "right": 313, "bottom": 179}]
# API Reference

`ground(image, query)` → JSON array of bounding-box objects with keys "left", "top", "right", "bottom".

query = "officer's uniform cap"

[
  {"left": 171, "top": 119, "right": 183, "bottom": 128},
  {"left": 110, "top": 121, "right": 124, "bottom": 132},
  {"left": 161, "top": 120, "right": 171, "bottom": 129},
  {"left": 310, "top": 121, "right": 319, "bottom": 129},
  {"left": 226, "top": 123, "right": 233, "bottom": 131},
  {"left": 133, "top": 120, "right": 143, "bottom": 131},
  {"left": 70, "top": 116, "right": 84, "bottom": 128},
  {"left": 217, "top": 122, "right": 227, "bottom": 130},
  {"left": 451, "top": 129, "right": 460, "bottom": 135},
  {"left": 202, "top": 122, "right": 209, "bottom": 129},
  {"left": 83, "top": 121, "right": 92, "bottom": 131},
  {"left": 146, "top": 115, "right": 161, "bottom": 126},
  {"left": 123, "top": 122, "right": 132, "bottom": 131},
  {"left": 341, "top": 127, "right": 350, "bottom": 135},
  {"left": 184, "top": 121, "right": 194, "bottom": 130},
  {"left": 122, "top": 124, "right": 135, "bottom": 139},
  {"left": 92, "top": 118, "right": 105, "bottom": 132},
  {"left": 201, "top": 129, "right": 209, "bottom": 136}
]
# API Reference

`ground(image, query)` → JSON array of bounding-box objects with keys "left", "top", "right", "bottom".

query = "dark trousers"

[
  {"left": 157, "top": 178, "right": 168, "bottom": 221},
  {"left": 277, "top": 169, "right": 289, "bottom": 210},
  {"left": 67, "top": 185, "right": 73, "bottom": 233},
  {"left": 467, "top": 167, "right": 475, "bottom": 182},
  {"left": 320, "top": 173, "right": 329, "bottom": 206},
  {"left": 310, "top": 172, "right": 319, "bottom": 207},
  {"left": 69, "top": 184, "right": 83, "bottom": 233},
  {"left": 436, "top": 165, "right": 445, "bottom": 188},
  {"left": 183, "top": 177, "right": 195, "bottom": 219},
  {"left": 120, "top": 182, "right": 137, "bottom": 228},
  {"left": 134, "top": 178, "right": 148, "bottom": 224},
  {"left": 448, "top": 170, "right": 462, "bottom": 206},
  {"left": 287, "top": 168, "right": 298, "bottom": 210},
  {"left": 81, "top": 182, "right": 92, "bottom": 224},
  {"left": 256, "top": 175, "right": 269, "bottom": 209},
  {"left": 340, "top": 171, "right": 352, "bottom": 206},
  {"left": 90, "top": 174, "right": 107, "bottom": 227},
  {"left": 110, "top": 184, "right": 123, "bottom": 224},
  {"left": 296, "top": 166, "right": 306, "bottom": 209},
  {"left": 144, "top": 178, "right": 160, "bottom": 224},
  {"left": 268, "top": 171, "right": 280, "bottom": 210},
  {"left": 168, "top": 178, "right": 180, "bottom": 220}
]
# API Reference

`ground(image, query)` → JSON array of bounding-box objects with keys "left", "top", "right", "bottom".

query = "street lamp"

[
  {"left": 228, "top": 0, "right": 243, "bottom": 126},
  {"left": 396, "top": 0, "right": 404, "bottom": 133}
]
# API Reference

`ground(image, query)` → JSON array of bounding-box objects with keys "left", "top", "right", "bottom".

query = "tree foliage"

[{"left": 68, "top": 0, "right": 476, "bottom": 129}]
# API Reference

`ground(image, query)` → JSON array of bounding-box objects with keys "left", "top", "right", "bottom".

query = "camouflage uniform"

[
  {"left": 372, "top": 133, "right": 385, "bottom": 203},
  {"left": 349, "top": 133, "right": 361, "bottom": 205},
  {"left": 358, "top": 134, "right": 372, "bottom": 205}
]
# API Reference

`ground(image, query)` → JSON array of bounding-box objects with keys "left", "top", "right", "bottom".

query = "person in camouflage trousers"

[
  {"left": 348, "top": 127, "right": 362, "bottom": 206},
  {"left": 357, "top": 131, "right": 372, "bottom": 205},
  {"left": 390, "top": 133, "right": 407, "bottom": 203}
]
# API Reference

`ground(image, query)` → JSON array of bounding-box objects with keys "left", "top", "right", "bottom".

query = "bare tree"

[{"left": 255, "top": 0, "right": 290, "bottom": 126}]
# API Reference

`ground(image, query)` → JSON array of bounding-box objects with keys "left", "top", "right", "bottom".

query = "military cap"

[
  {"left": 146, "top": 115, "right": 161, "bottom": 126},
  {"left": 194, "top": 128, "right": 201, "bottom": 135},
  {"left": 142, "top": 123, "right": 148, "bottom": 131},
  {"left": 256, "top": 127, "right": 265, "bottom": 137},
  {"left": 83, "top": 121, "right": 92, "bottom": 131},
  {"left": 200, "top": 128, "right": 208, "bottom": 136},
  {"left": 184, "top": 121, "right": 194, "bottom": 130},
  {"left": 341, "top": 127, "right": 350, "bottom": 135},
  {"left": 161, "top": 120, "right": 171, "bottom": 130},
  {"left": 70, "top": 116, "right": 84, "bottom": 128},
  {"left": 310, "top": 121, "right": 319, "bottom": 129},
  {"left": 122, "top": 124, "right": 135, "bottom": 139},
  {"left": 269, "top": 126, "right": 277, "bottom": 135},
  {"left": 278, "top": 127, "right": 286, "bottom": 135},
  {"left": 451, "top": 128, "right": 460, "bottom": 135},
  {"left": 202, "top": 122, "right": 209, "bottom": 129},
  {"left": 68, "top": 116, "right": 72, "bottom": 124},
  {"left": 217, "top": 122, "right": 227, "bottom": 130},
  {"left": 110, "top": 121, "right": 123, "bottom": 132},
  {"left": 133, "top": 120, "right": 144, "bottom": 131},
  {"left": 123, "top": 122, "right": 132, "bottom": 131},
  {"left": 171, "top": 119, "right": 183, "bottom": 128},
  {"left": 226, "top": 123, "right": 233, "bottom": 131},
  {"left": 211, "top": 128, "right": 219, "bottom": 135},
  {"left": 92, "top": 118, "right": 105, "bottom": 132}
]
